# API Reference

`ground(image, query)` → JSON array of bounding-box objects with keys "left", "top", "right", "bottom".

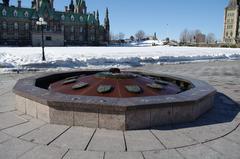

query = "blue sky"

[{"left": 14, "top": 0, "right": 228, "bottom": 40}]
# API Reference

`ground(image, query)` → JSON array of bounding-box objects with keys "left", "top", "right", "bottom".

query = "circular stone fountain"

[{"left": 13, "top": 68, "right": 216, "bottom": 130}]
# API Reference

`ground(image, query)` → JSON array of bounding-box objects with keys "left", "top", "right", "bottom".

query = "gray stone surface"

[
  {"left": 26, "top": 99, "right": 37, "bottom": 117},
  {"left": 126, "top": 109, "right": 151, "bottom": 130},
  {"left": 20, "top": 124, "right": 69, "bottom": 144},
  {"left": 143, "top": 150, "right": 184, "bottom": 159},
  {"left": 49, "top": 107, "right": 74, "bottom": 125},
  {"left": 63, "top": 151, "right": 104, "bottom": 159},
  {"left": 224, "top": 127, "right": 240, "bottom": 145},
  {"left": 50, "top": 126, "right": 95, "bottom": 150},
  {"left": 74, "top": 109, "right": 99, "bottom": 128},
  {"left": 0, "top": 112, "right": 27, "bottom": 130},
  {"left": 150, "top": 107, "right": 172, "bottom": 127},
  {"left": 177, "top": 125, "right": 218, "bottom": 143},
  {"left": 87, "top": 129, "right": 125, "bottom": 151},
  {"left": 0, "top": 138, "right": 36, "bottom": 159},
  {"left": 125, "top": 130, "right": 164, "bottom": 151},
  {"left": 178, "top": 144, "right": 224, "bottom": 159},
  {"left": 0, "top": 62, "right": 240, "bottom": 158},
  {"left": 151, "top": 129, "right": 197, "bottom": 148},
  {"left": 0, "top": 131, "right": 12, "bottom": 143},
  {"left": 3, "top": 118, "right": 46, "bottom": 137},
  {"left": 18, "top": 145, "right": 68, "bottom": 159},
  {"left": 105, "top": 152, "right": 143, "bottom": 159},
  {"left": 0, "top": 92, "right": 16, "bottom": 113},
  {"left": 99, "top": 110, "right": 125, "bottom": 130},
  {"left": 205, "top": 138, "right": 240, "bottom": 159}
]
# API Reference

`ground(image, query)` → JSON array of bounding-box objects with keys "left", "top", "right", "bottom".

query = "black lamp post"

[{"left": 36, "top": 17, "right": 47, "bottom": 61}]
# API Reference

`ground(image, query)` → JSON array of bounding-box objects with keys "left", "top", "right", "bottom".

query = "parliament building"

[
  {"left": 223, "top": 0, "right": 240, "bottom": 44},
  {"left": 0, "top": 0, "right": 110, "bottom": 46}
]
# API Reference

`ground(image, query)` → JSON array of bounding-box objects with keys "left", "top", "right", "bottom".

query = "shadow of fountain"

[{"left": 154, "top": 92, "right": 240, "bottom": 130}]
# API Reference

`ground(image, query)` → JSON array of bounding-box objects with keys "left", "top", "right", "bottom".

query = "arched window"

[
  {"left": 53, "top": 25, "right": 57, "bottom": 32},
  {"left": 13, "top": 10, "right": 18, "bottom": 17},
  {"left": 24, "top": 11, "right": 29, "bottom": 17},
  {"left": 61, "top": 25, "right": 64, "bottom": 32},
  {"left": 2, "top": 21, "right": 7, "bottom": 29},
  {"left": 80, "top": 27, "right": 83, "bottom": 33},
  {"left": 71, "top": 26, "right": 74, "bottom": 33},
  {"left": 230, "top": 32, "right": 233, "bottom": 37},
  {"left": 14, "top": 22, "right": 18, "bottom": 30},
  {"left": 61, "top": 15, "right": 65, "bottom": 21},
  {"left": 71, "top": 15, "right": 75, "bottom": 21},
  {"left": 226, "top": 32, "right": 228, "bottom": 37},
  {"left": 2, "top": 9, "right": 7, "bottom": 16},
  {"left": 79, "top": 16, "right": 83, "bottom": 22},
  {"left": 25, "top": 23, "right": 29, "bottom": 30}
]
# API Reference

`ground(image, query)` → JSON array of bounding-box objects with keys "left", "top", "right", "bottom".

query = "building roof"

[
  {"left": 0, "top": 2, "right": 97, "bottom": 25},
  {"left": 227, "top": 0, "right": 239, "bottom": 9}
]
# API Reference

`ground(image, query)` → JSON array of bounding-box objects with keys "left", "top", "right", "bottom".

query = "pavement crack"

[
  {"left": 47, "top": 126, "right": 71, "bottom": 146},
  {"left": 84, "top": 128, "right": 97, "bottom": 151},
  {"left": 141, "top": 151, "right": 146, "bottom": 159},
  {"left": 149, "top": 130, "right": 167, "bottom": 149},
  {"left": 61, "top": 148, "right": 70, "bottom": 159},
  {"left": 123, "top": 131, "right": 128, "bottom": 152}
]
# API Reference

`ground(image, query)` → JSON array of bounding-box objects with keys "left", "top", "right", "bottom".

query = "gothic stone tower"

[
  {"left": 104, "top": 8, "right": 110, "bottom": 43},
  {"left": 223, "top": 0, "right": 240, "bottom": 44}
]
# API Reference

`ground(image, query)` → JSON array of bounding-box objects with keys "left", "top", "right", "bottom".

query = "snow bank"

[{"left": 0, "top": 46, "right": 240, "bottom": 72}]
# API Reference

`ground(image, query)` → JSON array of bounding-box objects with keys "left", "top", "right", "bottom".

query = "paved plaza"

[{"left": 0, "top": 61, "right": 239, "bottom": 159}]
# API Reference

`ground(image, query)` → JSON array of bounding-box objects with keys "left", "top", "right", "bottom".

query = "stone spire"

[
  {"left": 104, "top": 8, "right": 110, "bottom": 31},
  {"left": 69, "top": 0, "right": 74, "bottom": 12},
  {"left": 96, "top": 10, "right": 100, "bottom": 26},
  {"left": 228, "top": 0, "right": 239, "bottom": 8},
  {"left": 2, "top": 0, "right": 9, "bottom": 6}
]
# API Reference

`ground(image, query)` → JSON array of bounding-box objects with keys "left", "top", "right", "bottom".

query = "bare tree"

[
  {"left": 135, "top": 30, "right": 145, "bottom": 41},
  {"left": 180, "top": 29, "right": 189, "bottom": 44},
  {"left": 130, "top": 36, "right": 135, "bottom": 41},
  {"left": 206, "top": 33, "right": 216, "bottom": 44}
]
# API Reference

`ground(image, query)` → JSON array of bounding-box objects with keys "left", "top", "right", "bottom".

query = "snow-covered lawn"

[{"left": 0, "top": 46, "right": 240, "bottom": 72}]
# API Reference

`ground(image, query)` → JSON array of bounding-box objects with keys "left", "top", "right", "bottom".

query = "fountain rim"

[{"left": 13, "top": 70, "right": 216, "bottom": 111}]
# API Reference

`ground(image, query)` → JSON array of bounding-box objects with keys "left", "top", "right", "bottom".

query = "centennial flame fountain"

[{"left": 13, "top": 68, "right": 216, "bottom": 130}]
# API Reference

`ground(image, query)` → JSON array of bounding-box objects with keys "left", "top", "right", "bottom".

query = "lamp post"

[{"left": 36, "top": 17, "right": 47, "bottom": 61}]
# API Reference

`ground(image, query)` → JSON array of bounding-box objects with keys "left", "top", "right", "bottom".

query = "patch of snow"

[{"left": 0, "top": 46, "right": 240, "bottom": 73}]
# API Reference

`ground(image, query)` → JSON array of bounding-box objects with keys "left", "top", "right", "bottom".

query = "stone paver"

[
  {"left": 105, "top": 152, "right": 143, "bottom": 159},
  {"left": 125, "top": 130, "right": 164, "bottom": 151},
  {"left": 0, "top": 62, "right": 240, "bottom": 158},
  {"left": 151, "top": 129, "right": 197, "bottom": 148},
  {"left": 224, "top": 126, "right": 240, "bottom": 145},
  {"left": 0, "top": 112, "right": 27, "bottom": 130},
  {"left": 18, "top": 145, "right": 68, "bottom": 159},
  {"left": 63, "top": 151, "right": 104, "bottom": 159},
  {"left": 176, "top": 125, "right": 218, "bottom": 143},
  {"left": 0, "top": 138, "right": 36, "bottom": 159},
  {"left": 87, "top": 129, "right": 125, "bottom": 152},
  {"left": 143, "top": 149, "right": 184, "bottom": 159},
  {"left": 177, "top": 144, "right": 224, "bottom": 159},
  {"left": 0, "top": 92, "right": 16, "bottom": 107},
  {"left": 20, "top": 124, "right": 69, "bottom": 145},
  {"left": 3, "top": 118, "right": 46, "bottom": 137},
  {"left": 0, "top": 131, "right": 12, "bottom": 143},
  {"left": 50, "top": 126, "right": 95, "bottom": 150},
  {"left": 205, "top": 138, "right": 240, "bottom": 159}
]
